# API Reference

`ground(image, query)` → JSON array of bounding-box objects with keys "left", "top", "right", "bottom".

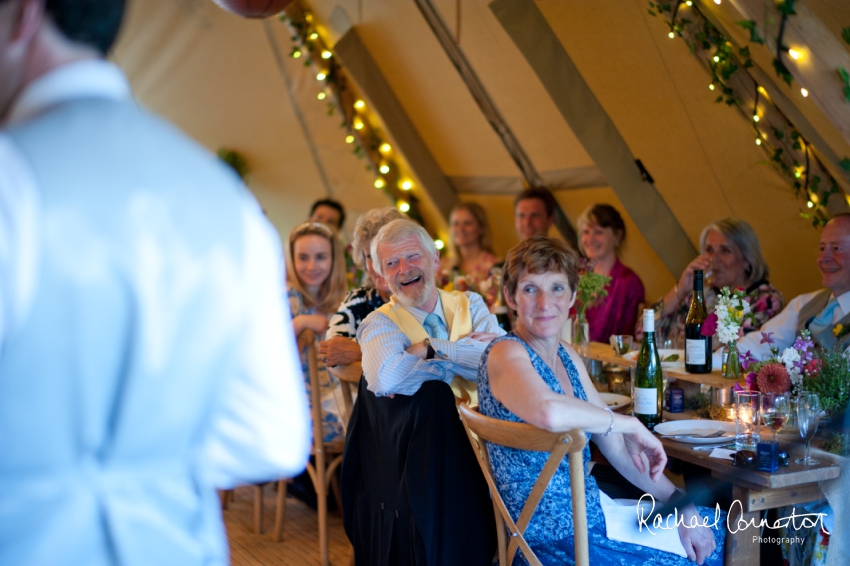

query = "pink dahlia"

[
  {"left": 756, "top": 363, "right": 791, "bottom": 394},
  {"left": 701, "top": 312, "right": 718, "bottom": 337}
]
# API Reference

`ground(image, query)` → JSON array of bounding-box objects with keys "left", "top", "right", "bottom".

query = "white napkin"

[{"left": 598, "top": 491, "right": 687, "bottom": 558}]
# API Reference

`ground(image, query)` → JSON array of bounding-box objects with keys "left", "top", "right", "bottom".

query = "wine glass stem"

[{"left": 805, "top": 439, "right": 810, "bottom": 462}]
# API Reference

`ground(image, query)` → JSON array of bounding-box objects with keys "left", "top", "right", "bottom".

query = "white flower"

[{"left": 780, "top": 348, "right": 800, "bottom": 365}]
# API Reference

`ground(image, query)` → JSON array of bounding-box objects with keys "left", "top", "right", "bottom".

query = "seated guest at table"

[
  {"left": 515, "top": 187, "right": 557, "bottom": 241},
  {"left": 440, "top": 202, "right": 501, "bottom": 295},
  {"left": 286, "top": 222, "right": 349, "bottom": 443},
  {"left": 342, "top": 219, "right": 503, "bottom": 565},
  {"left": 480, "top": 236, "right": 725, "bottom": 566},
  {"left": 309, "top": 197, "right": 346, "bottom": 231},
  {"left": 577, "top": 204, "right": 645, "bottom": 343},
  {"left": 728, "top": 213, "right": 850, "bottom": 360},
  {"left": 642, "top": 217, "right": 783, "bottom": 347},
  {"left": 320, "top": 206, "right": 407, "bottom": 366}
]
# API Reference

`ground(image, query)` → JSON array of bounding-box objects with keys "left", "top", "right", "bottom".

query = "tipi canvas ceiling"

[{"left": 113, "top": 0, "right": 850, "bottom": 302}]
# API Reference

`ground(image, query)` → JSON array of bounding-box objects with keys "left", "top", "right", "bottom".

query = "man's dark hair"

[
  {"left": 514, "top": 187, "right": 556, "bottom": 218},
  {"left": 310, "top": 198, "right": 346, "bottom": 227},
  {"left": 45, "top": 0, "right": 127, "bottom": 55}
]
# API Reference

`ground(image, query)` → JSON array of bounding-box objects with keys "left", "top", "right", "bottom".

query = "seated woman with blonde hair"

[
  {"left": 440, "top": 202, "right": 500, "bottom": 294},
  {"left": 478, "top": 236, "right": 725, "bottom": 565}
]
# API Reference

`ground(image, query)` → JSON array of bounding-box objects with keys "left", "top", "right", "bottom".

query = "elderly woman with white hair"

[
  {"left": 640, "top": 217, "right": 785, "bottom": 346},
  {"left": 319, "top": 207, "right": 408, "bottom": 366}
]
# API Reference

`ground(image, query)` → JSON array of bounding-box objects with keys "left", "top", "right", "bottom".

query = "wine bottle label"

[
  {"left": 686, "top": 339, "right": 707, "bottom": 364},
  {"left": 634, "top": 387, "right": 658, "bottom": 415}
]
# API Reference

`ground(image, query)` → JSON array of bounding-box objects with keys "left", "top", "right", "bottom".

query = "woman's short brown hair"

[{"left": 502, "top": 236, "right": 580, "bottom": 302}]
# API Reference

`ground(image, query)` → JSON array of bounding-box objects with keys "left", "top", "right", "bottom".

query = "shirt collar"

[
  {"left": 6, "top": 59, "right": 131, "bottom": 126},
  {"left": 833, "top": 290, "right": 850, "bottom": 317},
  {"left": 405, "top": 292, "right": 447, "bottom": 327}
]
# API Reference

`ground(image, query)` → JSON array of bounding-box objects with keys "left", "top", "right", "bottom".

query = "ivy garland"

[
  {"left": 279, "top": 2, "right": 425, "bottom": 227},
  {"left": 650, "top": 0, "right": 850, "bottom": 227}
]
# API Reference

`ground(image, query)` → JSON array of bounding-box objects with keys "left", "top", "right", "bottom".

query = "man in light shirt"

[
  {"left": 357, "top": 219, "right": 504, "bottom": 396},
  {"left": 342, "top": 219, "right": 500, "bottom": 565},
  {"left": 515, "top": 187, "right": 556, "bottom": 241},
  {"left": 727, "top": 214, "right": 850, "bottom": 362},
  {"left": 0, "top": 1, "right": 309, "bottom": 564}
]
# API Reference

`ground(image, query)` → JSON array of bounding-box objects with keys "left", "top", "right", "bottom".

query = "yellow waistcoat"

[{"left": 377, "top": 289, "right": 478, "bottom": 403}]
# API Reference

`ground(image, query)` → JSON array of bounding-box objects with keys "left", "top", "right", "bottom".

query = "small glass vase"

[
  {"left": 721, "top": 342, "right": 740, "bottom": 379},
  {"left": 572, "top": 313, "right": 590, "bottom": 357}
]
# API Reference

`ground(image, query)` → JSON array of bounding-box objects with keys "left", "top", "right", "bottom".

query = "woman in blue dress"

[{"left": 478, "top": 236, "right": 725, "bottom": 566}]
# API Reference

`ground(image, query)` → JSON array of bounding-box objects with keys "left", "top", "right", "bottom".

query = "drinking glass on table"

[
  {"left": 795, "top": 393, "right": 821, "bottom": 466},
  {"left": 734, "top": 391, "right": 760, "bottom": 450},
  {"left": 609, "top": 335, "right": 633, "bottom": 356},
  {"left": 760, "top": 393, "right": 790, "bottom": 443}
]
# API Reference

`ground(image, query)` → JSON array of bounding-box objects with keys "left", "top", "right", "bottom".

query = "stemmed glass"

[
  {"left": 795, "top": 393, "right": 821, "bottom": 466},
  {"left": 760, "top": 393, "right": 790, "bottom": 443}
]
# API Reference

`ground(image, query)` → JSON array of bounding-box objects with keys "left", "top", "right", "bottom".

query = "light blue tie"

[
  {"left": 809, "top": 298, "right": 839, "bottom": 335},
  {"left": 423, "top": 313, "right": 449, "bottom": 340}
]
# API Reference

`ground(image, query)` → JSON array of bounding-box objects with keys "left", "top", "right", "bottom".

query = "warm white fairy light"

[
  {"left": 379, "top": 164, "right": 390, "bottom": 174},
  {"left": 353, "top": 119, "right": 364, "bottom": 130},
  {"left": 788, "top": 49, "right": 802, "bottom": 61},
  {"left": 321, "top": 50, "right": 332, "bottom": 59},
  {"left": 374, "top": 178, "right": 386, "bottom": 189},
  {"left": 434, "top": 239, "right": 445, "bottom": 250},
  {"left": 801, "top": 88, "right": 809, "bottom": 98},
  {"left": 709, "top": 83, "right": 715, "bottom": 91},
  {"left": 317, "top": 92, "right": 326, "bottom": 100},
  {"left": 755, "top": 138, "right": 762, "bottom": 146},
  {"left": 398, "top": 201, "right": 410, "bottom": 213},
  {"left": 345, "top": 135, "right": 355, "bottom": 144},
  {"left": 401, "top": 180, "right": 413, "bottom": 190},
  {"left": 668, "top": 32, "right": 675, "bottom": 39},
  {"left": 316, "top": 72, "right": 327, "bottom": 81},
  {"left": 354, "top": 100, "right": 365, "bottom": 110}
]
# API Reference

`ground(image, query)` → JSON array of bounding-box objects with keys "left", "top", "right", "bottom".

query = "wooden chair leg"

[
  {"left": 272, "top": 479, "right": 288, "bottom": 542},
  {"left": 253, "top": 484, "right": 264, "bottom": 534}
]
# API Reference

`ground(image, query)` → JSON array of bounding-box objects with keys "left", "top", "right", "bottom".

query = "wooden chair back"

[
  {"left": 326, "top": 360, "right": 361, "bottom": 422},
  {"left": 458, "top": 403, "right": 589, "bottom": 566}
]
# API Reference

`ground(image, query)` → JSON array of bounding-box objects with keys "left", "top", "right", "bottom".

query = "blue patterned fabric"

[
  {"left": 477, "top": 333, "right": 726, "bottom": 566},
  {"left": 288, "top": 285, "right": 346, "bottom": 443}
]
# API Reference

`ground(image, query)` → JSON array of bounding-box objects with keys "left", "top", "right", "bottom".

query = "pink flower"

[
  {"left": 753, "top": 295, "right": 770, "bottom": 313},
  {"left": 759, "top": 332, "right": 775, "bottom": 345},
  {"left": 756, "top": 363, "right": 791, "bottom": 394},
  {"left": 739, "top": 350, "right": 757, "bottom": 371},
  {"left": 745, "top": 371, "right": 758, "bottom": 391},
  {"left": 804, "top": 359, "right": 821, "bottom": 378},
  {"left": 701, "top": 312, "right": 718, "bottom": 337}
]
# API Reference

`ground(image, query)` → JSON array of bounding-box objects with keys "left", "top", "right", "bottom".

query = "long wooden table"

[
  {"left": 659, "top": 435, "right": 839, "bottom": 565},
  {"left": 583, "top": 341, "right": 745, "bottom": 389}
]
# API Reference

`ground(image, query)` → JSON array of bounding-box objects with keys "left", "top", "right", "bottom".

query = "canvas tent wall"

[{"left": 113, "top": 0, "right": 850, "bottom": 302}]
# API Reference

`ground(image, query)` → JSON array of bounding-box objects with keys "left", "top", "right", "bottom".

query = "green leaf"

[
  {"left": 777, "top": 0, "right": 796, "bottom": 16},
  {"left": 840, "top": 157, "right": 850, "bottom": 172},
  {"left": 773, "top": 58, "right": 794, "bottom": 85},
  {"left": 772, "top": 148, "right": 784, "bottom": 162},
  {"left": 648, "top": 9, "right": 656, "bottom": 16},
  {"left": 772, "top": 128, "right": 784, "bottom": 140},
  {"left": 736, "top": 20, "right": 755, "bottom": 30},
  {"left": 838, "top": 68, "right": 850, "bottom": 102},
  {"left": 715, "top": 95, "right": 724, "bottom": 103},
  {"left": 843, "top": 27, "right": 850, "bottom": 45},
  {"left": 739, "top": 46, "right": 750, "bottom": 57}
]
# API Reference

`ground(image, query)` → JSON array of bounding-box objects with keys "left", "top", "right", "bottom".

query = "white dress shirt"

[
  {"left": 357, "top": 291, "right": 504, "bottom": 396},
  {"left": 0, "top": 60, "right": 310, "bottom": 488}
]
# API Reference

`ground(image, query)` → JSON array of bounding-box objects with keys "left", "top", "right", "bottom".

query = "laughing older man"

[
  {"left": 342, "top": 219, "right": 501, "bottom": 566},
  {"left": 726, "top": 213, "right": 850, "bottom": 362},
  {"left": 357, "top": 218, "right": 504, "bottom": 397}
]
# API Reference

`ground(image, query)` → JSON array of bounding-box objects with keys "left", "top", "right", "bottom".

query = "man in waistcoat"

[
  {"left": 732, "top": 214, "right": 850, "bottom": 359},
  {"left": 341, "top": 218, "right": 501, "bottom": 565},
  {"left": 0, "top": 1, "right": 309, "bottom": 564}
]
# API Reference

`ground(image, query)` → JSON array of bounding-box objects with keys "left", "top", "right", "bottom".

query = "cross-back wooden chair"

[
  {"left": 256, "top": 330, "right": 351, "bottom": 566},
  {"left": 458, "top": 403, "right": 589, "bottom": 566}
]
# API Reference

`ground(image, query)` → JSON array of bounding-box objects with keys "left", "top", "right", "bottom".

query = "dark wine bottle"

[
  {"left": 634, "top": 309, "right": 663, "bottom": 430},
  {"left": 491, "top": 268, "right": 512, "bottom": 332},
  {"left": 684, "top": 270, "right": 712, "bottom": 373}
]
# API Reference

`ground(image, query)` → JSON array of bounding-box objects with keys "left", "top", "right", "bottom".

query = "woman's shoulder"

[{"left": 485, "top": 333, "right": 527, "bottom": 361}]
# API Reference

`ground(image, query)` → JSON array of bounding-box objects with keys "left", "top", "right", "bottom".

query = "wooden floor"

[{"left": 224, "top": 484, "right": 353, "bottom": 566}]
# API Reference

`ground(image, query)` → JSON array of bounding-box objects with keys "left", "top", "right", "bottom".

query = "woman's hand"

[
  {"left": 677, "top": 255, "right": 711, "bottom": 300},
  {"left": 466, "top": 332, "right": 500, "bottom": 343},
  {"left": 318, "top": 336, "right": 362, "bottom": 366},
  {"left": 294, "top": 314, "right": 329, "bottom": 336},
  {"left": 677, "top": 504, "right": 717, "bottom": 564},
  {"left": 621, "top": 422, "right": 667, "bottom": 482}
]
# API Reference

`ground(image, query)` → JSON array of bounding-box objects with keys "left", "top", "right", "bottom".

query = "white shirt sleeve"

[
  {"left": 203, "top": 202, "right": 311, "bottom": 488},
  {"left": 0, "top": 135, "right": 40, "bottom": 353}
]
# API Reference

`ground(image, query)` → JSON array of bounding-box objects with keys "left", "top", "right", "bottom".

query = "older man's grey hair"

[
  {"left": 370, "top": 219, "right": 437, "bottom": 278},
  {"left": 699, "top": 217, "right": 769, "bottom": 286},
  {"left": 351, "top": 207, "right": 409, "bottom": 268}
]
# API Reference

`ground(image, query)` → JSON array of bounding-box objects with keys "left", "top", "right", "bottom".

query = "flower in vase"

[
  {"left": 780, "top": 347, "right": 800, "bottom": 366},
  {"left": 701, "top": 312, "right": 718, "bottom": 336},
  {"left": 756, "top": 363, "right": 791, "bottom": 394},
  {"left": 805, "top": 358, "right": 822, "bottom": 378},
  {"left": 760, "top": 332, "right": 775, "bottom": 345},
  {"left": 739, "top": 349, "right": 758, "bottom": 371}
]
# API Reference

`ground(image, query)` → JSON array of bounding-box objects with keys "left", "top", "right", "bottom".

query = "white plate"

[
  {"left": 653, "top": 420, "right": 736, "bottom": 444},
  {"left": 599, "top": 393, "right": 631, "bottom": 412},
  {"left": 622, "top": 349, "right": 685, "bottom": 368}
]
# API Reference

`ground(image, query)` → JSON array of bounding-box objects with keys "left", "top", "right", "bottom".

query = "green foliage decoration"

[{"left": 217, "top": 148, "right": 249, "bottom": 180}]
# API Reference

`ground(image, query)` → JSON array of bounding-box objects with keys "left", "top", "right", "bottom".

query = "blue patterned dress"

[
  {"left": 288, "top": 285, "right": 346, "bottom": 443},
  {"left": 478, "top": 333, "right": 726, "bottom": 566}
]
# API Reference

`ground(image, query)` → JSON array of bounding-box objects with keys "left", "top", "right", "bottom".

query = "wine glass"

[
  {"left": 795, "top": 393, "right": 821, "bottom": 466},
  {"left": 760, "top": 393, "right": 789, "bottom": 443}
]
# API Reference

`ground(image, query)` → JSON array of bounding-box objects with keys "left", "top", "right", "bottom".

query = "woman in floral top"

[{"left": 639, "top": 218, "right": 784, "bottom": 347}]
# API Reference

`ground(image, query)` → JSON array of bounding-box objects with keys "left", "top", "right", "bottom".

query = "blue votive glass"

[{"left": 757, "top": 440, "right": 779, "bottom": 472}]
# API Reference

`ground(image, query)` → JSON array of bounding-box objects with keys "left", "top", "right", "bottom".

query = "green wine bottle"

[{"left": 634, "top": 309, "right": 663, "bottom": 430}]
